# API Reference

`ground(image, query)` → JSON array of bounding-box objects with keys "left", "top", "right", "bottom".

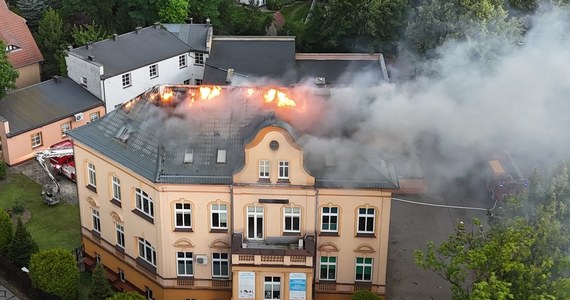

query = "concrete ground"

[{"left": 0, "top": 277, "right": 27, "bottom": 300}]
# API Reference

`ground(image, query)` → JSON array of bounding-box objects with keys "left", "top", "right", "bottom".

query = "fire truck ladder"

[{"left": 35, "top": 147, "right": 74, "bottom": 198}]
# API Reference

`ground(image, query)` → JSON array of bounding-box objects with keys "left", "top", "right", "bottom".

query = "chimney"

[
  {"left": 66, "top": 45, "right": 73, "bottom": 51},
  {"left": 87, "top": 55, "right": 95, "bottom": 61},
  {"left": 189, "top": 17, "right": 193, "bottom": 24},
  {"left": 112, "top": 33, "right": 118, "bottom": 41},
  {"left": 314, "top": 77, "right": 326, "bottom": 86},
  {"left": 52, "top": 75, "right": 61, "bottom": 83},
  {"left": 135, "top": 26, "right": 142, "bottom": 34},
  {"left": 225, "top": 69, "right": 234, "bottom": 84},
  {"left": 206, "top": 18, "right": 210, "bottom": 25},
  {"left": 153, "top": 22, "right": 161, "bottom": 29},
  {"left": 85, "top": 42, "right": 93, "bottom": 50}
]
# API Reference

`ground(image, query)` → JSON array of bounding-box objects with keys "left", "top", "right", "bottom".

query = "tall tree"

[
  {"left": 7, "top": 218, "right": 38, "bottom": 266},
  {"left": 0, "top": 40, "right": 19, "bottom": 99},
  {"left": 71, "top": 21, "right": 111, "bottom": 47},
  {"left": 88, "top": 262, "right": 114, "bottom": 300},
  {"left": 0, "top": 209, "right": 13, "bottom": 255},
  {"left": 35, "top": 8, "right": 66, "bottom": 78},
  {"left": 108, "top": 292, "right": 146, "bottom": 300},
  {"left": 29, "top": 248, "right": 80, "bottom": 300},
  {"left": 157, "top": 0, "right": 189, "bottom": 23},
  {"left": 15, "top": 0, "right": 48, "bottom": 26}
]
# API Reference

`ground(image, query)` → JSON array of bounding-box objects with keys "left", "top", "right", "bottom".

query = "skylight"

[
  {"left": 217, "top": 149, "right": 226, "bottom": 164},
  {"left": 115, "top": 126, "right": 133, "bottom": 143},
  {"left": 184, "top": 149, "right": 194, "bottom": 164}
]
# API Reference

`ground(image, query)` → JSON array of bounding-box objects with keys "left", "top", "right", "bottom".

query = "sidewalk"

[{"left": 0, "top": 276, "right": 28, "bottom": 300}]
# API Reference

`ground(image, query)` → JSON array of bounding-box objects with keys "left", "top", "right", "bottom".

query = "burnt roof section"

[
  {"left": 0, "top": 0, "right": 43, "bottom": 68},
  {"left": 203, "top": 36, "right": 297, "bottom": 85},
  {"left": 163, "top": 23, "right": 211, "bottom": 53},
  {"left": 68, "top": 85, "right": 398, "bottom": 189},
  {"left": 296, "top": 53, "right": 389, "bottom": 85},
  {"left": 67, "top": 24, "right": 191, "bottom": 79},
  {"left": 0, "top": 77, "right": 103, "bottom": 137}
]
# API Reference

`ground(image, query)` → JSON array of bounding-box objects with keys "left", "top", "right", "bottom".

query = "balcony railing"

[
  {"left": 315, "top": 282, "right": 385, "bottom": 295},
  {"left": 231, "top": 233, "right": 315, "bottom": 267}
]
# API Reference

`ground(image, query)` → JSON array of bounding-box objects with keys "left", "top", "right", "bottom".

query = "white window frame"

[
  {"left": 177, "top": 252, "right": 193, "bottom": 276},
  {"left": 90, "top": 112, "right": 100, "bottom": 121},
  {"left": 357, "top": 207, "right": 375, "bottom": 234},
  {"left": 247, "top": 206, "right": 264, "bottom": 240},
  {"left": 116, "top": 223, "right": 125, "bottom": 248},
  {"left": 283, "top": 207, "right": 301, "bottom": 233},
  {"left": 320, "top": 256, "right": 337, "bottom": 281},
  {"left": 149, "top": 64, "right": 158, "bottom": 78},
  {"left": 80, "top": 76, "right": 87, "bottom": 86},
  {"left": 321, "top": 206, "right": 339, "bottom": 233},
  {"left": 146, "top": 287, "right": 153, "bottom": 300},
  {"left": 211, "top": 203, "right": 228, "bottom": 230},
  {"left": 264, "top": 276, "right": 281, "bottom": 300},
  {"left": 278, "top": 161, "right": 289, "bottom": 179},
  {"left": 212, "top": 252, "right": 229, "bottom": 278},
  {"left": 135, "top": 188, "right": 154, "bottom": 218},
  {"left": 355, "top": 257, "right": 373, "bottom": 282},
  {"left": 121, "top": 73, "right": 131, "bottom": 88},
  {"left": 112, "top": 176, "right": 121, "bottom": 201},
  {"left": 194, "top": 52, "right": 204, "bottom": 65},
  {"left": 60, "top": 122, "right": 71, "bottom": 137},
  {"left": 92, "top": 208, "right": 101, "bottom": 233},
  {"left": 175, "top": 203, "right": 192, "bottom": 229},
  {"left": 217, "top": 149, "right": 227, "bottom": 164},
  {"left": 178, "top": 54, "right": 187, "bottom": 68},
  {"left": 259, "top": 160, "right": 270, "bottom": 179},
  {"left": 138, "top": 238, "right": 156, "bottom": 266},
  {"left": 30, "top": 132, "right": 42, "bottom": 148},
  {"left": 118, "top": 268, "right": 125, "bottom": 282},
  {"left": 88, "top": 162, "right": 97, "bottom": 187}
]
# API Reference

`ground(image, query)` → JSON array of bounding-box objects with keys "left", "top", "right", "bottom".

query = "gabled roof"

[
  {"left": 203, "top": 36, "right": 297, "bottom": 85},
  {"left": 67, "top": 24, "right": 191, "bottom": 79},
  {"left": 0, "top": 0, "right": 43, "bottom": 68},
  {"left": 296, "top": 53, "right": 389, "bottom": 85},
  {"left": 68, "top": 85, "right": 398, "bottom": 189},
  {"left": 163, "top": 23, "right": 211, "bottom": 53},
  {"left": 0, "top": 77, "right": 103, "bottom": 137}
]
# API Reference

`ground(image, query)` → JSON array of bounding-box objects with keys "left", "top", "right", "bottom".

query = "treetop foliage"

[
  {"left": 29, "top": 248, "right": 80, "bottom": 300},
  {"left": 0, "top": 40, "right": 19, "bottom": 99}
]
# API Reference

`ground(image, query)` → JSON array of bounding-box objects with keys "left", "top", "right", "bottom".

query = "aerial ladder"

[{"left": 35, "top": 146, "right": 74, "bottom": 205}]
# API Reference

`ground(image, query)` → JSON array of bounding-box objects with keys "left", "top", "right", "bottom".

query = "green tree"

[
  {"left": 107, "top": 291, "right": 146, "bottom": 300},
  {"left": 0, "top": 209, "right": 13, "bottom": 255},
  {"left": 6, "top": 218, "right": 38, "bottom": 267},
  {"left": 351, "top": 289, "right": 381, "bottom": 300},
  {"left": 71, "top": 21, "right": 111, "bottom": 47},
  {"left": 0, "top": 159, "right": 7, "bottom": 180},
  {"left": 16, "top": 0, "right": 48, "bottom": 26},
  {"left": 188, "top": 0, "right": 221, "bottom": 25},
  {"left": 0, "top": 40, "right": 19, "bottom": 99},
  {"left": 157, "top": 0, "right": 188, "bottom": 23},
  {"left": 29, "top": 248, "right": 80, "bottom": 300},
  {"left": 88, "top": 262, "right": 114, "bottom": 300},
  {"left": 35, "top": 8, "right": 66, "bottom": 79}
]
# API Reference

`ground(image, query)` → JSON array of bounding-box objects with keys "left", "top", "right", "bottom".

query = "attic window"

[
  {"left": 115, "top": 126, "right": 133, "bottom": 143},
  {"left": 217, "top": 149, "right": 226, "bottom": 164},
  {"left": 5, "top": 44, "right": 21, "bottom": 53},
  {"left": 184, "top": 149, "right": 194, "bottom": 164}
]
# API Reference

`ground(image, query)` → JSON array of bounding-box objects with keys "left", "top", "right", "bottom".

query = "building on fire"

[{"left": 66, "top": 85, "right": 398, "bottom": 300}]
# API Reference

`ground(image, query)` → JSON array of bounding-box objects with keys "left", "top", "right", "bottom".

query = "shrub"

[
  {"left": 0, "top": 159, "right": 6, "bottom": 180},
  {"left": 29, "top": 248, "right": 79, "bottom": 300},
  {"left": 11, "top": 199, "right": 24, "bottom": 215},
  {"left": 0, "top": 210, "right": 13, "bottom": 255},
  {"left": 352, "top": 290, "right": 381, "bottom": 300},
  {"left": 267, "top": 0, "right": 284, "bottom": 10},
  {"left": 7, "top": 218, "right": 38, "bottom": 267},
  {"left": 88, "top": 262, "right": 114, "bottom": 300},
  {"left": 107, "top": 291, "right": 146, "bottom": 300}
]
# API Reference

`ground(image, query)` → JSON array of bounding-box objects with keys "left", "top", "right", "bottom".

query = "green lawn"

[
  {"left": 0, "top": 173, "right": 81, "bottom": 251},
  {"left": 280, "top": 1, "right": 311, "bottom": 22},
  {"left": 78, "top": 271, "right": 93, "bottom": 300}
]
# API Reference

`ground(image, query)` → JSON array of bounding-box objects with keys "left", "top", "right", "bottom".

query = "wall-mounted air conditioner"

[
  {"left": 74, "top": 113, "right": 84, "bottom": 122},
  {"left": 195, "top": 255, "right": 208, "bottom": 265}
]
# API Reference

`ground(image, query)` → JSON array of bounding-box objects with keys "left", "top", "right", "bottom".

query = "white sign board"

[
  {"left": 238, "top": 271, "right": 255, "bottom": 299},
  {"left": 289, "top": 273, "right": 307, "bottom": 300}
]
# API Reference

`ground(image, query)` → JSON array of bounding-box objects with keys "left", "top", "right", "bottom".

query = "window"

[
  {"left": 122, "top": 73, "right": 131, "bottom": 87},
  {"left": 112, "top": 176, "right": 121, "bottom": 201},
  {"left": 92, "top": 208, "right": 101, "bottom": 233},
  {"left": 357, "top": 208, "right": 375, "bottom": 234},
  {"left": 183, "top": 149, "right": 194, "bottom": 164},
  {"left": 60, "top": 122, "right": 71, "bottom": 137},
  {"left": 278, "top": 161, "right": 289, "bottom": 180},
  {"left": 321, "top": 206, "right": 339, "bottom": 233},
  {"left": 247, "top": 206, "right": 263, "bottom": 239},
  {"left": 146, "top": 287, "right": 153, "bottom": 300},
  {"left": 177, "top": 252, "right": 193, "bottom": 276},
  {"left": 90, "top": 112, "right": 100, "bottom": 121},
  {"left": 118, "top": 269, "right": 125, "bottom": 282},
  {"left": 194, "top": 53, "right": 204, "bottom": 65},
  {"left": 135, "top": 188, "right": 154, "bottom": 218},
  {"left": 149, "top": 64, "right": 158, "bottom": 78},
  {"left": 211, "top": 204, "right": 227, "bottom": 229},
  {"left": 183, "top": 79, "right": 191, "bottom": 84},
  {"left": 217, "top": 149, "right": 226, "bottom": 164},
  {"left": 116, "top": 224, "right": 125, "bottom": 248},
  {"left": 284, "top": 207, "right": 300, "bottom": 233},
  {"left": 264, "top": 276, "right": 280, "bottom": 300},
  {"left": 194, "top": 79, "right": 202, "bottom": 85},
  {"left": 212, "top": 253, "right": 229, "bottom": 278},
  {"left": 5, "top": 44, "right": 20, "bottom": 53},
  {"left": 80, "top": 76, "right": 87, "bottom": 87},
  {"left": 30, "top": 132, "right": 42, "bottom": 148},
  {"left": 320, "top": 256, "right": 337, "bottom": 281},
  {"left": 259, "top": 160, "right": 270, "bottom": 179},
  {"left": 175, "top": 203, "right": 192, "bottom": 228},
  {"left": 179, "top": 54, "right": 187, "bottom": 68},
  {"left": 96, "top": 253, "right": 101, "bottom": 263},
  {"left": 138, "top": 238, "right": 156, "bottom": 266},
  {"left": 355, "top": 257, "right": 373, "bottom": 282},
  {"left": 88, "top": 163, "right": 97, "bottom": 187}
]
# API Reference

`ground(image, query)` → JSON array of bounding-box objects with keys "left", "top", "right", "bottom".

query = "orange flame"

[
  {"left": 247, "top": 88, "right": 254, "bottom": 97},
  {"left": 161, "top": 90, "right": 174, "bottom": 104},
  {"left": 264, "top": 89, "right": 296, "bottom": 108},
  {"left": 199, "top": 86, "right": 222, "bottom": 100}
]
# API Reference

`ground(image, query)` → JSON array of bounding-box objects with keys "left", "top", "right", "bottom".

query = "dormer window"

[
  {"left": 184, "top": 149, "right": 194, "bottom": 164},
  {"left": 5, "top": 44, "right": 21, "bottom": 53},
  {"left": 217, "top": 149, "right": 226, "bottom": 164},
  {"left": 115, "top": 126, "right": 133, "bottom": 143}
]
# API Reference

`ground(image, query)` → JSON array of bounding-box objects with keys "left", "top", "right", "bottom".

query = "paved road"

[{"left": 0, "top": 277, "right": 27, "bottom": 300}]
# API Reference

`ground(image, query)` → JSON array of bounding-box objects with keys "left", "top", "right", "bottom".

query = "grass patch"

[
  {"left": 0, "top": 173, "right": 81, "bottom": 251},
  {"left": 280, "top": 1, "right": 311, "bottom": 22},
  {"left": 78, "top": 271, "right": 92, "bottom": 300}
]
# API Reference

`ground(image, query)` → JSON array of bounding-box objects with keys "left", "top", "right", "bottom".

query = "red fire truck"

[{"left": 35, "top": 139, "right": 75, "bottom": 205}]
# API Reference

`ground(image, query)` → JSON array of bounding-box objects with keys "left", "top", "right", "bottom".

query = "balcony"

[{"left": 231, "top": 233, "right": 315, "bottom": 267}]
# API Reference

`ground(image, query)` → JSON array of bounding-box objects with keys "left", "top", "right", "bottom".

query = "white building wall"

[{"left": 65, "top": 54, "right": 104, "bottom": 99}]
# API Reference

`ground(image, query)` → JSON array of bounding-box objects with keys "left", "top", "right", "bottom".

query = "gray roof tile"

[{"left": 163, "top": 23, "right": 210, "bottom": 52}]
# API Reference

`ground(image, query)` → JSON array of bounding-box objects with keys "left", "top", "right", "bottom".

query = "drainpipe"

[
  {"left": 313, "top": 188, "right": 319, "bottom": 300},
  {"left": 230, "top": 184, "right": 234, "bottom": 236}
]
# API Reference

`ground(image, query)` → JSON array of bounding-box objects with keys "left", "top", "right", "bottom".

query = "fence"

[{"left": 0, "top": 255, "right": 60, "bottom": 300}]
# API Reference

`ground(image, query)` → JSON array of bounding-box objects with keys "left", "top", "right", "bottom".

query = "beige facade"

[
  {"left": 14, "top": 63, "right": 41, "bottom": 89},
  {"left": 73, "top": 122, "right": 393, "bottom": 300},
  {"left": 0, "top": 106, "right": 104, "bottom": 165}
]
